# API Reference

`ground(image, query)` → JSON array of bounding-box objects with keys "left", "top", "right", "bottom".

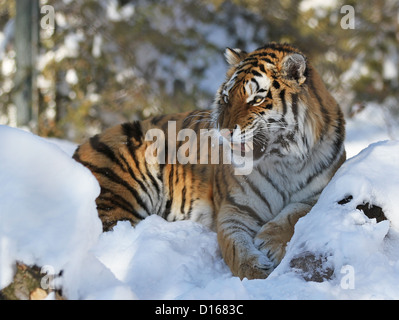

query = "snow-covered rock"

[{"left": 274, "top": 140, "right": 399, "bottom": 299}]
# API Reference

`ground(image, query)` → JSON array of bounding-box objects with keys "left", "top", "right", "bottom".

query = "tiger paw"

[
  {"left": 254, "top": 221, "right": 290, "bottom": 267},
  {"left": 236, "top": 251, "right": 275, "bottom": 280}
]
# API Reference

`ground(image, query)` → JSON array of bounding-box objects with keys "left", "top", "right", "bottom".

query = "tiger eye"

[{"left": 253, "top": 96, "right": 264, "bottom": 104}]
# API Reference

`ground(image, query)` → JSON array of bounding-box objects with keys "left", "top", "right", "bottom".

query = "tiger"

[{"left": 73, "top": 43, "right": 346, "bottom": 280}]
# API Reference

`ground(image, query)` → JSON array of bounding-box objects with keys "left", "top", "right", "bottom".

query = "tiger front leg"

[
  {"left": 217, "top": 204, "right": 275, "bottom": 280},
  {"left": 254, "top": 203, "right": 312, "bottom": 267}
]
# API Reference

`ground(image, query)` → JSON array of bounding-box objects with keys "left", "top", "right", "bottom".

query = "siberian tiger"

[{"left": 73, "top": 43, "right": 346, "bottom": 280}]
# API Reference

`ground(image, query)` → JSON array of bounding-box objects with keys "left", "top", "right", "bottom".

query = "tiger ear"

[
  {"left": 281, "top": 53, "right": 307, "bottom": 85},
  {"left": 224, "top": 48, "right": 248, "bottom": 67}
]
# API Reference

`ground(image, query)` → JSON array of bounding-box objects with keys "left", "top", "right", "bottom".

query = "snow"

[
  {"left": 274, "top": 140, "right": 399, "bottom": 299},
  {"left": 0, "top": 126, "right": 135, "bottom": 299},
  {"left": 1, "top": 105, "right": 399, "bottom": 300}
]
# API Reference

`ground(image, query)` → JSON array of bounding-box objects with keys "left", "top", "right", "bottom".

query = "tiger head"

[{"left": 213, "top": 43, "right": 334, "bottom": 161}]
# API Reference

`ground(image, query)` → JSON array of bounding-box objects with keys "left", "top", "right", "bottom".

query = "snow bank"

[
  {"left": 1, "top": 118, "right": 399, "bottom": 299},
  {"left": 0, "top": 125, "right": 135, "bottom": 299},
  {"left": 273, "top": 140, "right": 399, "bottom": 299}
]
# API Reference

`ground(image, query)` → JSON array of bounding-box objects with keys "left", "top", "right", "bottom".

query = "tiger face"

[{"left": 213, "top": 43, "right": 310, "bottom": 160}]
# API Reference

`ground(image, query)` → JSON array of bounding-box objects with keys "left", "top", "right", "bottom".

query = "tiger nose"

[
  {"left": 230, "top": 125, "right": 239, "bottom": 136},
  {"left": 231, "top": 124, "right": 238, "bottom": 135}
]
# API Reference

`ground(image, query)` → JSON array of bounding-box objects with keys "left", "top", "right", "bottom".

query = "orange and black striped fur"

[{"left": 73, "top": 43, "right": 346, "bottom": 279}]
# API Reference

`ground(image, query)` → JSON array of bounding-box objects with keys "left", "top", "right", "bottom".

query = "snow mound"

[
  {"left": 274, "top": 140, "right": 399, "bottom": 299},
  {"left": 1, "top": 124, "right": 399, "bottom": 299},
  {"left": 0, "top": 125, "right": 135, "bottom": 299}
]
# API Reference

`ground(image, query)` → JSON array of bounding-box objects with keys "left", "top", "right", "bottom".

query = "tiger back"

[
  {"left": 73, "top": 43, "right": 346, "bottom": 280},
  {"left": 73, "top": 111, "right": 216, "bottom": 231}
]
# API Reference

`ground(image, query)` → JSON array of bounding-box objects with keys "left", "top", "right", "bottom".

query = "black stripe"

[
  {"left": 245, "top": 176, "right": 273, "bottom": 214},
  {"left": 78, "top": 159, "right": 151, "bottom": 216},
  {"left": 123, "top": 124, "right": 156, "bottom": 195},
  {"left": 259, "top": 57, "right": 273, "bottom": 64},
  {"left": 222, "top": 166, "right": 246, "bottom": 194},
  {"left": 123, "top": 121, "right": 149, "bottom": 196},
  {"left": 242, "top": 57, "right": 259, "bottom": 64},
  {"left": 272, "top": 80, "right": 280, "bottom": 89},
  {"left": 180, "top": 185, "right": 186, "bottom": 214},
  {"left": 225, "top": 194, "right": 263, "bottom": 228},
  {"left": 332, "top": 111, "right": 345, "bottom": 155},
  {"left": 279, "top": 89, "right": 287, "bottom": 115},
  {"left": 180, "top": 161, "right": 188, "bottom": 215},
  {"left": 214, "top": 168, "right": 228, "bottom": 203},
  {"left": 301, "top": 139, "right": 344, "bottom": 191},
  {"left": 251, "top": 69, "right": 262, "bottom": 77},
  {"left": 303, "top": 168, "right": 325, "bottom": 190},
  {"left": 242, "top": 59, "right": 258, "bottom": 68},
  {"left": 231, "top": 81, "right": 243, "bottom": 95},
  {"left": 235, "top": 68, "right": 250, "bottom": 76},
  {"left": 222, "top": 219, "right": 259, "bottom": 237},
  {"left": 258, "top": 169, "right": 288, "bottom": 204},
  {"left": 122, "top": 121, "right": 143, "bottom": 144},
  {"left": 118, "top": 151, "right": 154, "bottom": 208},
  {"left": 166, "top": 164, "right": 175, "bottom": 219},
  {"left": 98, "top": 195, "right": 143, "bottom": 221},
  {"left": 252, "top": 50, "right": 278, "bottom": 60},
  {"left": 188, "top": 196, "right": 194, "bottom": 217},
  {"left": 291, "top": 93, "right": 299, "bottom": 132},
  {"left": 216, "top": 168, "right": 264, "bottom": 228},
  {"left": 164, "top": 199, "right": 172, "bottom": 219},
  {"left": 250, "top": 78, "right": 259, "bottom": 91},
  {"left": 143, "top": 159, "right": 161, "bottom": 194},
  {"left": 89, "top": 135, "right": 126, "bottom": 171},
  {"left": 276, "top": 134, "right": 290, "bottom": 150},
  {"left": 214, "top": 169, "right": 223, "bottom": 200},
  {"left": 96, "top": 204, "right": 112, "bottom": 213},
  {"left": 100, "top": 187, "right": 136, "bottom": 213},
  {"left": 123, "top": 128, "right": 156, "bottom": 200},
  {"left": 270, "top": 148, "right": 284, "bottom": 157},
  {"left": 159, "top": 135, "right": 168, "bottom": 181}
]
